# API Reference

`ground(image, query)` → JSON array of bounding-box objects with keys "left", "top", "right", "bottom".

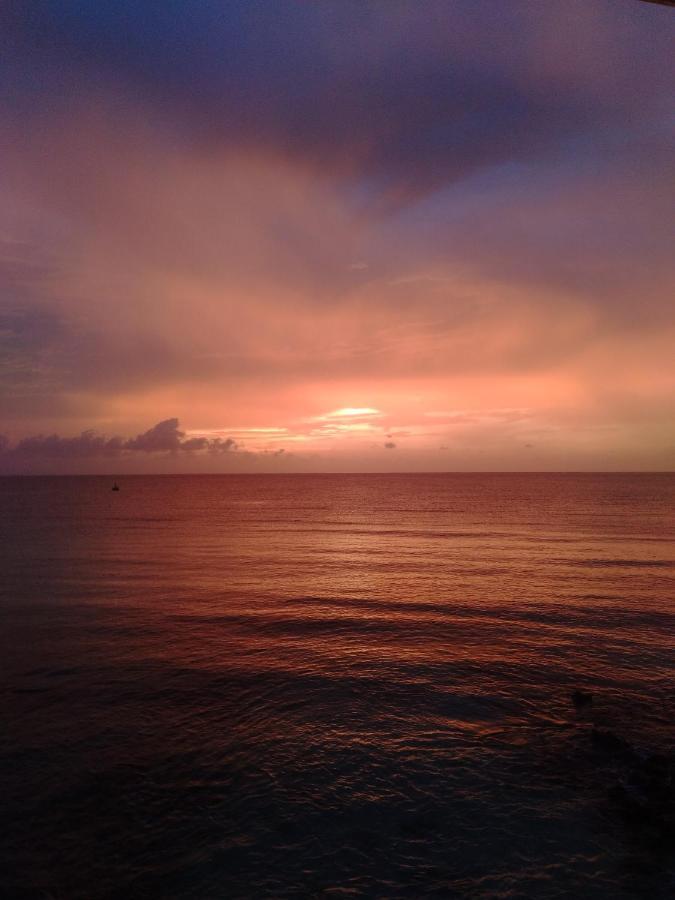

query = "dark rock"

[
  {"left": 642, "top": 753, "right": 673, "bottom": 779},
  {"left": 570, "top": 689, "right": 593, "bottom": 709},
  {"left": 627, "top": 757, "right": 672, "bottom": 801},
  {"left": 609, "top": 781, "right": 650, "bottom": 821},
  {"left": 610, "top": 783, "right": 675, "bottom": 850},
  {"left": 591, "top": 728, "right": 633, "bottom": 757},
  {"left": 606, "top": 752, "right": 675, "bottom": 853}
]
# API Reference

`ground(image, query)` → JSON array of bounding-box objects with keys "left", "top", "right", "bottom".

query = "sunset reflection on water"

[{"left": 1, "top": 474, "right": 674, "bottom": 898}]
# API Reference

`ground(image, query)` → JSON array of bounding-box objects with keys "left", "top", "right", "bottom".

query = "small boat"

[{"left": 112, "top": 482, "right": 120, "bottom": 491}]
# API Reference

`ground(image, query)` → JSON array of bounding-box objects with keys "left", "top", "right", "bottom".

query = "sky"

[{"left": 0, "top": 0, "right": 673, "bottom": 473}]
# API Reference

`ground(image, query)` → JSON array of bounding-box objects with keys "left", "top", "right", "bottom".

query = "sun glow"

[{"left": 318, "top": 407, "right": 382, "bottom": 420}]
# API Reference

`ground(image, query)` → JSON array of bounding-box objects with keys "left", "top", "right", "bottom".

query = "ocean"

[{"left": 1, "top": 473, "right": 674, "bottom": 898}]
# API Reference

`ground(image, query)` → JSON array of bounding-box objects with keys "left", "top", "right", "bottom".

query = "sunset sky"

[{"left": 1, "top": 0, "right": 673, "bottom": 473}]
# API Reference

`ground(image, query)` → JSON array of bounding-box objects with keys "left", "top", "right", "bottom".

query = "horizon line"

[{"left": 2, "top": 470, "right": 674, "bottom": 478}]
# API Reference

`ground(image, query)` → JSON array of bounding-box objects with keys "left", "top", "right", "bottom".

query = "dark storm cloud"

[
  {"left": 125, "top": 419, "right": 235, "bottom": 454},
  {"left": 209, "top": 438, "right": 237, "bottom": 454},
  {"left": 2, "top": 1, "right": 671, "bottom": 200},
  {"left": 178, "top": 435, "right": 237, "bottom": 454},
  {"left": 11, "top": 430, "right": 125, "bottom": 458},
  {"left": 124, "top": 417, "right": 184, "bottom": 452},
  {"left": 0, "top": 419, "right": 238, "bottom": 462}
]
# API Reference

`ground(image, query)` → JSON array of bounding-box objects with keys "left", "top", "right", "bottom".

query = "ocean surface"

[{"left": 1, "top": 473, "right": 674, "bottom": 899}]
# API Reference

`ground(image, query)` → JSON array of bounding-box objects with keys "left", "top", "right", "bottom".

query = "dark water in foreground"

[{"left": 1, "top": 474, "right": 674, "bottom": 899}]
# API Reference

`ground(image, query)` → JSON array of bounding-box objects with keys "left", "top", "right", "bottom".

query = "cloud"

[
  {"left": 317, "top": 408, "right": 382, "bottom": 420},
  {"left": 208, "top": 437, "right": 237, "bottom": 454},
  {"left": 0, "top": 418, "right": 237, "bottom": 464},
  {"left": 2, "top": 1, "right": 671, "bottom": 202},
  {"left": 124, "top": 417, "right": 184, "bottom": 452},
  {"left": 0, "top": 2, "right": 673, "bottom": 471},
  {"left": 11, "top": 431, "right": 124, "bottom": 459}
]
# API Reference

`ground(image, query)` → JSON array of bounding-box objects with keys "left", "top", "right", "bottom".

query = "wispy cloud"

[{"left": 313, "top": 408, "right": 383, "bottom": 422}]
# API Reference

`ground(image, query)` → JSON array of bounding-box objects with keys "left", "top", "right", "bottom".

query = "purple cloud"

[{"left": 1, "top": 419, "right": 237, "bottom": 463}]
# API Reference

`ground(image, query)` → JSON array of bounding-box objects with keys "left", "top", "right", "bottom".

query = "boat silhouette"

[{"left": 112, "top": 482, "right": 120, "bottom": 491}]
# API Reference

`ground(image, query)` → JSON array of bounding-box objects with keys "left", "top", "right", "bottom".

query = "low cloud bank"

[{"left": 0, "top": 418, "right": 237, "bottom": 460}]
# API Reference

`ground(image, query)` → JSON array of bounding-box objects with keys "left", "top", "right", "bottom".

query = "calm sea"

[{"left": 1, "top": 474, "right": 674, "bottom": 898}]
